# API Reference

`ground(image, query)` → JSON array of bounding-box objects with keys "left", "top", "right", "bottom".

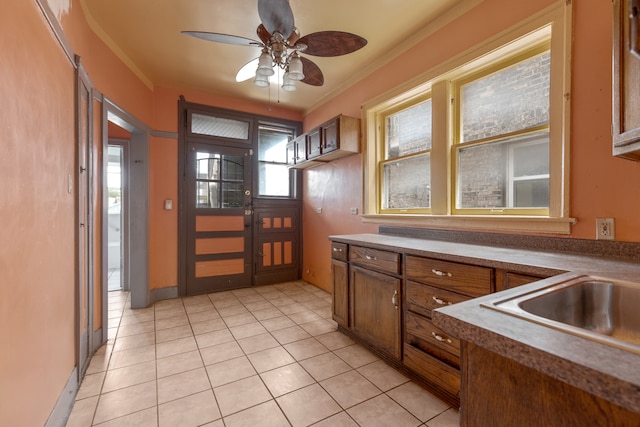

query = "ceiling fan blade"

[
  {"left": 298, "top": 31, "right": 367, "bottom": 57},
  {"left": 300, "top": 57, "right": 324, "bottom": 86},
  {"left": 258, "top": 0, "right": 295, "bottom": 39},
  {"left": 287, "top": 27, "right": 301, "bottom": 45},
  {"left": 182, "top": 31, "right": 261, "bottom": 47},
  {"left": 256, "top": 24, "right": 272, "bottom": 45},
  {"left": 236, "top": 58, "right": 260, "bottom": 82}
]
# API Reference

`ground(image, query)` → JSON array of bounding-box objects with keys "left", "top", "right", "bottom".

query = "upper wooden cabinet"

[
  {"left": 289, "top": 115, "right": 360, "bottom": 168},
  {"left": 613, "top": 0, "right": 640, "bottom": 161}
]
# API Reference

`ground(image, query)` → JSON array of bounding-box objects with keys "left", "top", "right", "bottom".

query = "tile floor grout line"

[{"left": 70, "top": 282, "right": 458, "bottom": 427}]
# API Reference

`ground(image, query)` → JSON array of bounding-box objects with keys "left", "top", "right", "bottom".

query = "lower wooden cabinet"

[
  {"left": 350, "top": 265, "right": 402, "bottom": 359},
  {"left": 331, "top": 259, "right": 349, "bottom": 328},
  {"left": 330, "top": 239, "right": 504, "bottom": 407}
]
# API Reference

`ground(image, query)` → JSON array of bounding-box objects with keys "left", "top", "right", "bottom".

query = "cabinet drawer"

[
  {"left": 405, "top": 312, "right": 460, "bottom": 367},
  {"left": 404, "top": 344, "right": 460, "bottom": 401},
  {"left": 406, "top": 256, "right": 492, "bottom": 297},
  {"left": 331, "top": 242, "right": 348, "bottom": 261},
  {"left": 350, "top": 246, "right": 401, "bottom": 275},
  {"left": 406, "top": 281, "right": 468, "bottom": 318}
]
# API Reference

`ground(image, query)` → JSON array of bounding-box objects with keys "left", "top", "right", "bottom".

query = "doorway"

[{"left": 107, "top": 140, "right": 129, "bottom": 292}]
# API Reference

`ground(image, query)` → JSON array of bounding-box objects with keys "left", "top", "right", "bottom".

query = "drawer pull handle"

[
  {"left": 432, "top": 296, "right": 452, "bottom": 306},
  {"left": 365, "top": 255, "right": 377, "bottom": 261},
  {"left": 432, "top": 332, "right": 452, "bottom": 344},
  {"left": 333, "top": 247, "right": 343, "bottom": 252},
  {"left": 431, "top": 269, "right": 452, "bottom": 278},
  {"left": 391, "top": 290, "right": 398, "bottom": 309}
]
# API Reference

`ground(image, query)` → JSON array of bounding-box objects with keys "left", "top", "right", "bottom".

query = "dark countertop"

[{"left": 329, "top": 232, "right": 640, "bottom": 413}]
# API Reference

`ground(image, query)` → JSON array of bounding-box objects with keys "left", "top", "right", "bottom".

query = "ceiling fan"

[{"left": 182, "top": 0, "right": 367, "bottom": 91}]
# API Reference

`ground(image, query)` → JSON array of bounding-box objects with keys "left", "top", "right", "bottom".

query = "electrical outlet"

[
  {"left": 316, "top": 207, "right": 322, "bottom": 214},
  {"left": 350, "top": 207, "right": 358, "bottom": 215},
  {"left": 596, "top": 217, "right": 615, "bottom": 240}
]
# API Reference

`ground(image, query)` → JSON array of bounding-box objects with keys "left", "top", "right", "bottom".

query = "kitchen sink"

[{"left": 482, "top": 276, "right": 640, "bottom": 354}]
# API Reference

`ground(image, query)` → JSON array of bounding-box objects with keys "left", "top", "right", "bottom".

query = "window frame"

[
  {"left": 362, "top": 0, "right": 574, "bottom": 234},
  {"left": 452, "top": 44, "right": 551, "bottom": 216},
  {"left": 378, "top": 93, "right": 433, "bottom": 214}
]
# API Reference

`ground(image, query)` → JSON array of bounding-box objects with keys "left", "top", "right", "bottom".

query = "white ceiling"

[{"left": 80, "top": 0, "right": 475, "bottom": 112}]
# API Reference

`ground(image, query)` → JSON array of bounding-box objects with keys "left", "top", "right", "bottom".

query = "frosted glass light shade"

[
  {"left": 254, "top": 73, "right": 270, "bottom": 87},
  {"left": 288, "top": 56, "right": 304, "bottom": 81},
  {"left": 282, "top": 72, "right": 296, "bottom": 91},
  {"left": 257, "top": 50, "right": 274, "bottom": 77}
]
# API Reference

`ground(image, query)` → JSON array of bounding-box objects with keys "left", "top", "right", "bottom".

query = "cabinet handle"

[
  {"left": 432, "top": 332, "right": 452, "bottom": 344},
  {"left": 431, "top": 269, "right": 452, "bottom": 278},
  {"left": 332, "top": 247, "right": 343, "bottom": 252},
  {"left": 365, "top": 255, "right": 377, "bottom": 261},
  {"left": 432, "top": 296, "right": 452, "bottom": 306},
  {"left": 391, "top": 290, "right": 398, "bottom": 309}
]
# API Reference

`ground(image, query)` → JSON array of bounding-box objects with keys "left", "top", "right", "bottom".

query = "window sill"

[{"left": 360, "top": 214, "right": 576, "bottom": 235}]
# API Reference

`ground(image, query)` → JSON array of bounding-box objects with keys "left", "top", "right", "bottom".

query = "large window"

[
  {"left": 381, "top": 97, "right": 432, "bottom": 212},
  {"left": 363, "top": 3, "right": 573, "bottom": 234},
  {"left": 454, "top": 48, "right": 550, "bottom": 214}
]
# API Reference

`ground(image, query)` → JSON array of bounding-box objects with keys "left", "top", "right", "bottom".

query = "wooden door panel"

[{"left": 186, "top": 143, "right": 252, "bottom": 295}]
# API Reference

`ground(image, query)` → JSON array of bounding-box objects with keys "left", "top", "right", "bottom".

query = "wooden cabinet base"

[
  {"left": 337, "top": 325, "right": 460, "bottom": 409},
  {"left": 461, "top": 341, "right": 640, "bottom": 426}
]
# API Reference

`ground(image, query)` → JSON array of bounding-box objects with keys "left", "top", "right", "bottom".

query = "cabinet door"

[
  {"left": 350, "top": 265, "right": 401, "bottom": 359},
  {"left": 613, "top": 0, "right": 640, "bottom": 160},
  {"left": 331, "top": 259, "right": 349, "bottom": 327},
  {"left": 286, "top": 140, "right": 296, "bottom": 166},
  {"left": 307, "top": 127, "right": 322, "bottom": 159},
  {"left": 293, "top": 134, "right": 307, "bottom": 164},
  {"left": 322, "top": 119, "right": 338, "bottom": 153}
]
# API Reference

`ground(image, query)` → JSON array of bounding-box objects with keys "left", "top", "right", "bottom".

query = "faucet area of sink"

[{"left": 482, "top": 275, "right": 640, "bottom": 355}]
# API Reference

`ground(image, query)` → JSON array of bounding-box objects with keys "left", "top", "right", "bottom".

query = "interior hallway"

[{"left": 65, "top": 281, "right": 459, "bottom": 426}]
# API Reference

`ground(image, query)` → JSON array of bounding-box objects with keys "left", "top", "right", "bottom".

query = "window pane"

[
  {"left": 386, "top": 100, "right": 432, "bottom": 159},
  {"left": 222, "top": 182, "right": 243, "bottom": 208},
  {"left": 512, "top": 140, "right": 549, "bottom": 177},
  {"left": 458, "top": 142, "right": 507, "bottom": 208},
  {"left": 383, "top": 154, "right": 430, "bottom": 209},
  {"left": 259, "top": 163, "right": 290, "bottom": 196},
  {"left": 514, "top": 178, "right": 549, "bottom": 208},
  {"left": 259, "top": 128, "right": 291, "bottom": 162},
  {"left": 457, "top": 133, "right": 549, "bottom": 209},
  {"left": 221, "top": 155, "right": 244, "bottom": 181},
  {"left": 197, "top": 154, "right": 220, "bottom": 180},
  {"left": 258, "top": 126, "right": 293, "bottom": 197},
  {"left": 191, "top": 113, "right": 250, "bottom": 140},
  {"left": 461, "top": 51, "right": 550, "bottom": 142},
  {"left": 196, "top": 182, "right": 219, "bottom": 208}
]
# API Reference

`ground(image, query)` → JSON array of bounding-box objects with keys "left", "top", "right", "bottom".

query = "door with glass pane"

[{"left": 186, "top": 142, "right": 253, "bottom": 295}]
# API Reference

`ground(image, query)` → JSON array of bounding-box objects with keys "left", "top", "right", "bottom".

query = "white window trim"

[{"left": 362, "top": 0, "right": 575, "bottom": 234}]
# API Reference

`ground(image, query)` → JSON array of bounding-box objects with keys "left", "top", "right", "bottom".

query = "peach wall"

[
  {"left": 304, "top": 0, "right": 640, "bottom": 251},
  {"left": 149, "top": 135, "right": 178, "bottom": 290},
  {"left": 0, "top": 1, "right": 76, "bottom": 425},
  {"left": 302, "top": 155, "right": 377, "bottom": 291},
  {"left": 300, "top": 0, "right": 640, "bottom": 294}
]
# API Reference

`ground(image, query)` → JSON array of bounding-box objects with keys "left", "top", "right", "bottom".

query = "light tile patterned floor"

[{"left": 66, "top": 281, "right": 460, "bottom": 427}]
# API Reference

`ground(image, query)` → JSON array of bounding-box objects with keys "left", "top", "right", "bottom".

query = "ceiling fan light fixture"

[
  {"left": 287, "top": 54, "right": 304, "bottom": 81},
  {"left": 254, "top": 73, "right": 270, "bottom": 87},
  {"left": 256, "top": 49, "right": 275, "bottom": 77},
  {"left": 282, "top": 72, "right": 296, "bottom": 91}
]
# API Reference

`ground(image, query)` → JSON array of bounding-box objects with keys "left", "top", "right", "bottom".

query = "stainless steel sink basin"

[{"left": 482, "top": 276, "right": 640, "bottom": 354}]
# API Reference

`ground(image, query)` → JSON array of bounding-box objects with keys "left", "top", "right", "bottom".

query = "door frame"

[
  {"left": 178, "top": 99, "right": 303, "bottom": 296},
  {"left": 101, "top": 98, "right": 150, "bottom": 309}
]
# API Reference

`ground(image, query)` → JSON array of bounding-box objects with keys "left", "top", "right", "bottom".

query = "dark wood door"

[
  {"left": 186, "top": 142, "right": 253, "bottom": 294},
  {"left": 350, "top": 265, "right": 402, "bottom": 359},
  {"left": 331, "top": 259, "right": 349, "bottom": 327}
]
